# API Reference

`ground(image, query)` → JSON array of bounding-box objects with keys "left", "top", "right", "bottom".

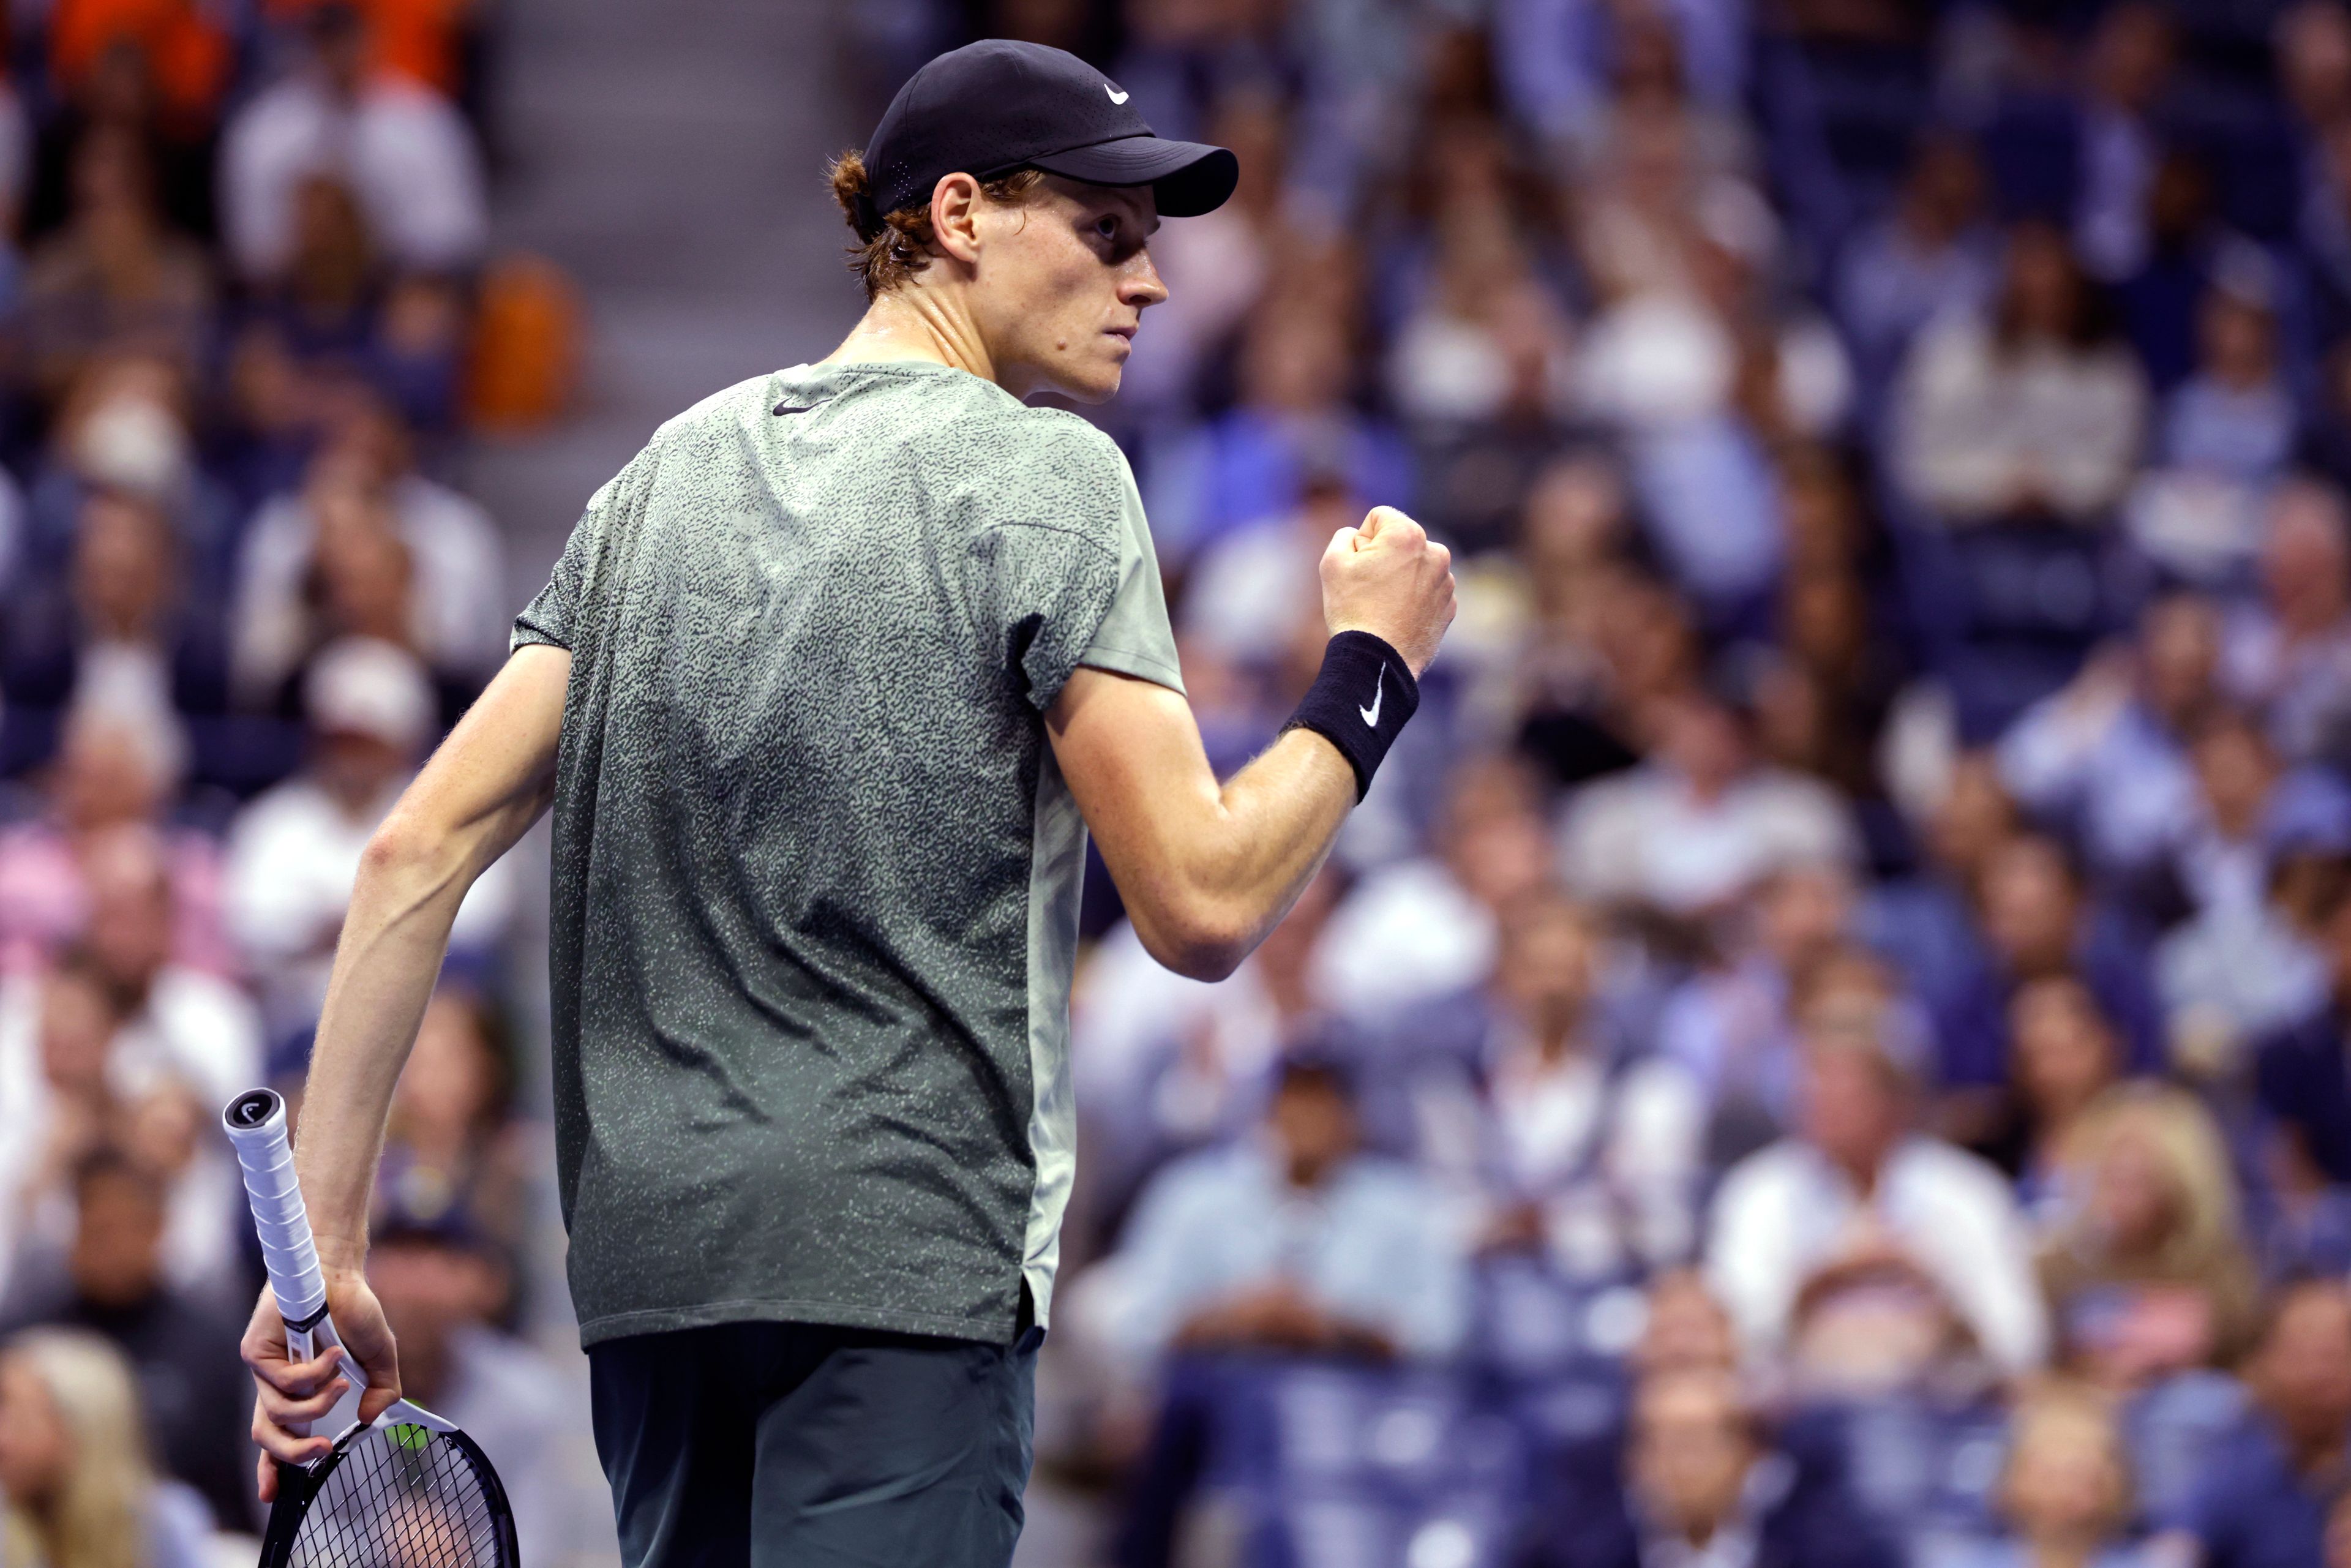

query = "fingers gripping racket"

[{"left": 223, "top": 1089, "right": 521, "bottom": 1568}]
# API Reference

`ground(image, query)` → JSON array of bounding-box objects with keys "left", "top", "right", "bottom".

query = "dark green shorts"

[{"left": 588, "top": 1319, "right": 1040, "bottom": 1568}]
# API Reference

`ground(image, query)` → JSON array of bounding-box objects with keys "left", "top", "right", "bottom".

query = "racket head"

[{"left": 259, "top": 1419, "right": 520, "bottom": 1568}]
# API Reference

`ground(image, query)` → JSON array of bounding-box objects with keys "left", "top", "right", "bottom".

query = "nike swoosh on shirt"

[
  {"left": 1360, "top": 666, "right": 1384, "bottom": 727},
  {"left": 1105, "top": 84, "right": 1129, "bottom": 103}
]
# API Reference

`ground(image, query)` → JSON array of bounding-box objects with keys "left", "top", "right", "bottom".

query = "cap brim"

[{"left": 1027, "top": 136, "right": 1239, "bottom": 217}]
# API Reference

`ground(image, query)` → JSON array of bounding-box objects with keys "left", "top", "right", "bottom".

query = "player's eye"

[{"left": 1094, "top": 215, "right": 1118, "bottom": 241}]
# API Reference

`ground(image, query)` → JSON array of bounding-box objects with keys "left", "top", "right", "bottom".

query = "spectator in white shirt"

[
  {"left": 217, "top": 3, "right": 487, "bottom": 283},
  {"left": 1309, "top": 752, "right": 1555, "bottom": 1024},
  {"left": 1706, "top": 996, "right": 2050, "bottom": 1376},
  {"left": 231, "top": 392, "right": 507, "bottom": 702},
  {"left": 1561, "top": 683, "right": 1862, "bottom": 921},
  {"left": 1892, "top": 220, "right": 2147, "bottom": 529},
  {"left": 1397, "top": 891, "right": 1704, "bottom": 1277},
  {"left": 73, "top": 827, "right": 257, "bottom": 1112},
  {"left": 225, "top": 636, "right": 511, "bottom": 1045}
]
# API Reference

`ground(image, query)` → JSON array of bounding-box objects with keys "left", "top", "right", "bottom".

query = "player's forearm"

[
  {"left": 1165, "top": 727, "right": 1355, "bottom": 967},
  {"left": 292, "top": 825, "right": 480, "bottom": 1274},
  {"left": 289, "top": 646, "right": 569, "bottom": 1273},
  {"left": 1052, "top": 669, "right": 1361, "bottom": 981}
]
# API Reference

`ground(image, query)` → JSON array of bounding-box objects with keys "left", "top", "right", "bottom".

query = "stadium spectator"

[
  {"left": 0, "top": 703, "right": 229, "bottom": 979},
  {"left": 1071, "top": 871, "right": 1342, "bottom": 1248},
  {"left": 2220, "top": 479, "right": 2351, "bottom": 767},
  {"left": 0, "top": 1326, "right": 213, "bottom": 1568},
  {"left": 1512, "top": 1365, "right": 1899, "bottom": 1568},
  {"left": 2036, "top": 1084, "right": 2262, "bottom": 1382},
  {"left": 1997, "top": 593, "right": 2219, "bottom": 883},
  {"left": 367, "top": 1192, "right": 581, "bottom": 1561},
  {"left": 1656, "top": 858, "right": 1857, "bottom": 1163},
  {"left": 224, "top": 636, "right": 512, "bottom": 1050},
  {"left": 1891, "top": 221, "right": 2147, "bottom": 530},
  {"left": 19, "top": 129, "right": 212, "bottom": 404},
  {"left": 1309, "top": 752, "right": 1551, "bottom": 1021},
  {"left": 1561, "top": 683, "right": 1861, "bottom": 922},
  {"left": 1705, "top": 1002, "right": 2049, "bottom": 1375},
  {"left": 1833, "top": 133, "right": 2000, "bottom": 413},
  {"left": 230, "top": 390, "right": 507, "bottom": 703},
  {"left": 1981, "top": 973, "right": 2125, "bottom": 1213},
  {"left": 1391, "top": 891, "right": 1704, "bottom": 1277},
  {"left": 2126, "top": 253, "right": 2299, "bottom": 584},
  {"left": 1935, "top": 1388, "right": 2155, "bottom": 1568},
  {"left": 0, "top": 963, "right": 122, "bottom": 1295},
  {"left": 377, "top": 985, "right": 530, "bottom": 1262},
  {"left": 0, "top": 1148, "right": 249, "bottom": 1529},
  {"left": 74, "top": 825, "right": 257, "bottom": 1111},
  {"left": 218, "top": 1, "right": 487, "bottom": 281},
  {"left": 2171, "top": 1280, "right": 2351, "bottom": 1565},
  {"left": 1080, "top": 1050, "right": 1468, "bottom": 1366},
  {"left": 1931, "top": 831, "right": 2164, "bottom": 1092},
  {"left": 3, "top": 487, "right": 228, "bottom": 721}
]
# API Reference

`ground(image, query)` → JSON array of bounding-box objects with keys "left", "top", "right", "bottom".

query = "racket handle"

[{"left": 222, "top": 1089, "right": 331, "bottom": 1332}]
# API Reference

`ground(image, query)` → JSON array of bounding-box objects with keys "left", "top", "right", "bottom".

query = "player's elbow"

[
  {"left": 359, "top": 816, "right": 430, "bottom": 880},
  {"left": 1136, "top": 897, "right": 1254, "bottom": 983},
  {"left": 358, "top": 811, "right": 465, "bottom": 901}
]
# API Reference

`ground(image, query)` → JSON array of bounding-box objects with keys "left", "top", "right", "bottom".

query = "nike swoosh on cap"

[{"left": 1104, "top": 84, "right": 1128, "bottom": 103}]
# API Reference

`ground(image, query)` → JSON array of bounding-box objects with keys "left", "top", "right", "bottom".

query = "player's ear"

[{"left": 931, "top": 172, "right": 985, "bottom": 266}]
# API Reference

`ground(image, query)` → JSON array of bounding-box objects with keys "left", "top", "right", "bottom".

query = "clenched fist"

[{"left": 1319, "top": 505, "right": 1457, "bottom": 677}]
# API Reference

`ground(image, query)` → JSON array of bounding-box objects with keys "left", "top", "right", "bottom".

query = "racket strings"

[{"left": 292, "top": 1426, "right": 502, "bottom": 1568}]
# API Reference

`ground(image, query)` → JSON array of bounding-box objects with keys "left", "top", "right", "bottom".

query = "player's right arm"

[
  {"left": 242, "top": 642, "right": 569, "bottom": 1493},
  {"left": 1049, "top": 506, "right": 1453, "bottom": 981}
]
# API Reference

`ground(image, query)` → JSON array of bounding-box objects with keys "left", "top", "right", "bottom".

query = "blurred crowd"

[
  {"left": 872, "top": 0, "right": 2351, "bottom": 1562},
  {"left": 0, "top": 0, "right": 597, "bottom": 1562}
]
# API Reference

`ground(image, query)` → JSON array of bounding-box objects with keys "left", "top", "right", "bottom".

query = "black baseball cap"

[{"left": 860, "top": 40, "right": 1239, "bottom": 226}]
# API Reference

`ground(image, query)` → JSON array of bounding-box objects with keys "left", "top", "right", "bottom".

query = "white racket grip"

[{"left": 221, "top": 1089, "right": 331, "bottom": 1335}]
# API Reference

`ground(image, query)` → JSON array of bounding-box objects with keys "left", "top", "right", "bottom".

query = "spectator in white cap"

[{"left": 224, "top": 636, "right": 512, "bottom": 1048}]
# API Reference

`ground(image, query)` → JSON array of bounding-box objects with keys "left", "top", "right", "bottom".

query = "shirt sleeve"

[
  {"left": 979, "top": 424, "right": 1185, "bottom": 711},
  {"left": 1076, "top": 453, "right": 1185, "bottom": 697},
  {"left": 512, "top": 445, "right": 654, "bottom": 654}
]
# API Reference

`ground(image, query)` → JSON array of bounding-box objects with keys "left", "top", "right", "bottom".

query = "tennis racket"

[{"left": 223, "top": 1087, "right": 522, "bottom": 1568}]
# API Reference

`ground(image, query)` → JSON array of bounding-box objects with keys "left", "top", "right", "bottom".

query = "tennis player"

[{"left": 242, "top": 37, "right": 1455, "bottom": 1567}]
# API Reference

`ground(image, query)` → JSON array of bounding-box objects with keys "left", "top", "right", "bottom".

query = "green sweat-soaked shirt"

[{"left": 511, "top": 361, "right": 1184, "bottom": 1348}]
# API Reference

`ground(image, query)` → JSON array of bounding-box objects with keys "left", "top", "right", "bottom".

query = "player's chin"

[{"left": 1057, "top": 361, "right": 1125, "bottom": 405}]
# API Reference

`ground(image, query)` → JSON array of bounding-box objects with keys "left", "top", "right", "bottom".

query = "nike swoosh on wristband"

[
  {"left": 1105, "top": 84, "right": 1129, "bottom": 103},
  {"left": 1359, "top": 666, "right": 1384, "bottom": 727}
]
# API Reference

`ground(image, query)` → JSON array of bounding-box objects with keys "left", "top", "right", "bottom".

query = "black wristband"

[{"left": 1283, "top": 631, "right": 1420, "bottom": 801}]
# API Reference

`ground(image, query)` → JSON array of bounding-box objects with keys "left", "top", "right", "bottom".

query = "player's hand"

[
  {"left": 242, "top": 1270, "right": 401, "bottom": 1500},
  {"left": 1319, "top": 505, "right": 1456, "bottom": 678}
]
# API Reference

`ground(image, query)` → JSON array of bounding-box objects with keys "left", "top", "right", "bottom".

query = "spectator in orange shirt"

[
  {"left": 45, "top": 0, "right": 228, "bottom": 131},
  {"left": 261, "top": 0, "right": 474, "bottom": 99}
]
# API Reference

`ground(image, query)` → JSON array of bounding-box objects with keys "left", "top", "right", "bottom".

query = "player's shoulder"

[
  {"left": 964, "top": 405, "right": 1134, "bottom": 546},
  {"left": 648, "top": 371, "right": 784, "bottom": 447}
]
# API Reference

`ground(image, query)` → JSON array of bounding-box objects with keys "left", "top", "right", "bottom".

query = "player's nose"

[{"left": 1121, "top": 249, "right": 1168, "bottom": 310}]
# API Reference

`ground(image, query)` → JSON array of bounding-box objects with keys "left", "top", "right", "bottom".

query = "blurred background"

[{"left": 17, "top": 0, "right": 2351, "bottom": 1564}]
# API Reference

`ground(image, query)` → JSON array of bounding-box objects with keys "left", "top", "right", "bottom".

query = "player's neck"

[{"left": 825, "top": 287, "right": 997, "bottom": 386}]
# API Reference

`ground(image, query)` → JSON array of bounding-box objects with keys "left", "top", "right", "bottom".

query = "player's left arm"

[{"left": 242, "top": 643, "right": 568, "bottom": 1484}]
